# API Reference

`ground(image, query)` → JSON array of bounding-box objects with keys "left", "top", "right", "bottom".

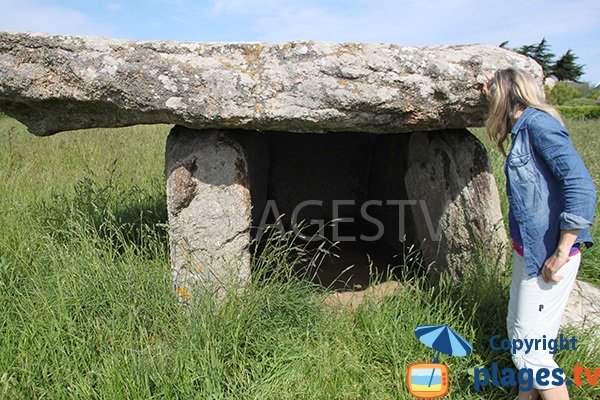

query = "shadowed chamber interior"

[{"left": 249, "top": 131, "right": 420, "bottom": 290}]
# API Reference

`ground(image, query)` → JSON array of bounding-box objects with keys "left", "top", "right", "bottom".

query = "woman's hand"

[
  {"left": 542, "top": 229, "right": 580, "bottom": 283},
  {"left": 542, "top": 249, "right": 571, "bottom": 283}
]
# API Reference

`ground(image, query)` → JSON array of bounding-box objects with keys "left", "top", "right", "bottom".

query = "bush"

[
  {"left": 548, "top": 82, "right": 582, "bottom": 105},
  {"left": 585, "top": 88, "right": 600, "bottom": 102},
  {"left": 562, "top": 97, "right": 598, "bottom": 106},
  {"left": 558, "top": 105, "right": 600, "bottom": 119}
]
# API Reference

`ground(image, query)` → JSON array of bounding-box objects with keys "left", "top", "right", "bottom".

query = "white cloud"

[
  {"left": 156, "top": 0, "right": 186, "bottom": 4},
  {"left": 206, "top": 0, "right": 599, "bottom": 45},
  {"left": 209, "top": 0, "right": 293, "bottom": 17},
  {"left": 0, "top": 0, "right": 115, "bottom": 36},
  {"left": 471, "top": 0, "right": 600, "bottom": 45},
  {"left": 106, "top": 3, "right": 123, "bottom": 13},
  {"left": 204, "top": 0, "right": 599, "bottom": 80},
  {"left": 0, "top": 0, "right": 596, "bottom": 80}
]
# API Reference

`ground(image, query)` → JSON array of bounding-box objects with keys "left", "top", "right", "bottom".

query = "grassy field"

[{"left": 0, "top": 114, "right": 599, "bottom": 399}]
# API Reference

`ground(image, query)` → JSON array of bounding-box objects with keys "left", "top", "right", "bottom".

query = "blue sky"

[{"left": 1, "top": 0, "right": 599, "bottom": 83}]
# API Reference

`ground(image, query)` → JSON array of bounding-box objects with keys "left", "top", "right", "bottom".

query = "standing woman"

[{"left": 484, "top": 68, "right": 596, "bottom": 400}]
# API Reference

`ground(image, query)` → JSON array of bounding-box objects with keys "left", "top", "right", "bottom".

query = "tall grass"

[{"left": 0, "top": 116, "right": 599, "bottom": 399}]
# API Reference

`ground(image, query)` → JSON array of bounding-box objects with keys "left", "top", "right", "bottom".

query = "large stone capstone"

[
  {"left": 0, "top": 32, "right": 541, "bottom": 136},
  {"left": 1, "top": 32, "right": 532, "bottom": 302}
]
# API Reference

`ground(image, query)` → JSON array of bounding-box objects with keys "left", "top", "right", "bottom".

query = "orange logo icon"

[{"left": 406, "top": 362, "right": 449, "bottom": 399}]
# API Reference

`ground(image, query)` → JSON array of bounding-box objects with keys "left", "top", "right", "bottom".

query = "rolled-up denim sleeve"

[{"left": 530, "top": 115, "right": 597, "bottom": 231}]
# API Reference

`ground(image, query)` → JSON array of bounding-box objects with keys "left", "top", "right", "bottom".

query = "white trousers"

[{"left": 506, "top": 250, "right": 580, "bottom": 390}]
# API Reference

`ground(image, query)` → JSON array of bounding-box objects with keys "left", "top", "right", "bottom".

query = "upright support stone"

[
  {"left": 404, "top": 129, "right": 507, "bottom": 280},
  {"left": 165, "top": 126, "right": 256, "bottom": 301}
]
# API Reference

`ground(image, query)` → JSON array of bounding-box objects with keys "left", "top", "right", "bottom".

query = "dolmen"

[{"left": 3, "top": 31, "right": 546, "bottom": 301}]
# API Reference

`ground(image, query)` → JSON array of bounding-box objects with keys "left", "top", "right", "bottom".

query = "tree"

[
  {"left": 499, "top": 39, "right": 586, "bottom": 82},
  {"left": 552, "top": 50, "right": 584, "bottom": 82},
  {"left": 516, "top": 38, "right": 555, "bottom": 78}
]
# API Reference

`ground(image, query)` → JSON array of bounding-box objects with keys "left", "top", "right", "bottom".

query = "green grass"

[{"left": 0, "top": 116, "right": 599, "bottom": 399}]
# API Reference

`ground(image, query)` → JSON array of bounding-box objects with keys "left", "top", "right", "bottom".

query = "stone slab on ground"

[{"left": 562, "top": 279, "right": 600, "bottom": 338}]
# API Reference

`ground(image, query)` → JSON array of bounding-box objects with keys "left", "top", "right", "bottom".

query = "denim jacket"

[{"left": 504, "top": 106, "right": 596, "bottom": 277}]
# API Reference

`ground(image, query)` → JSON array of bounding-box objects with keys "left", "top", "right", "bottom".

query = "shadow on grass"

[{"left": 34, "top": 167, "right": 168, "bottom": 258}]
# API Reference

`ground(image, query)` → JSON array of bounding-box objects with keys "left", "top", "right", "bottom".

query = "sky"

[{"left": 0, "top": 0, "right": 599, "bottom": 84}]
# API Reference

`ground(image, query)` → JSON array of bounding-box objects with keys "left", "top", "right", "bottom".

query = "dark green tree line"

[{"left": 500, "top": 38, "right": 585, "bottom": 82}]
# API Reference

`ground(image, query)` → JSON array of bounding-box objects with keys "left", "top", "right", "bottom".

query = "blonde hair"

[{"left": 485, "top": 68, "right": 563, "bottom": 155}]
